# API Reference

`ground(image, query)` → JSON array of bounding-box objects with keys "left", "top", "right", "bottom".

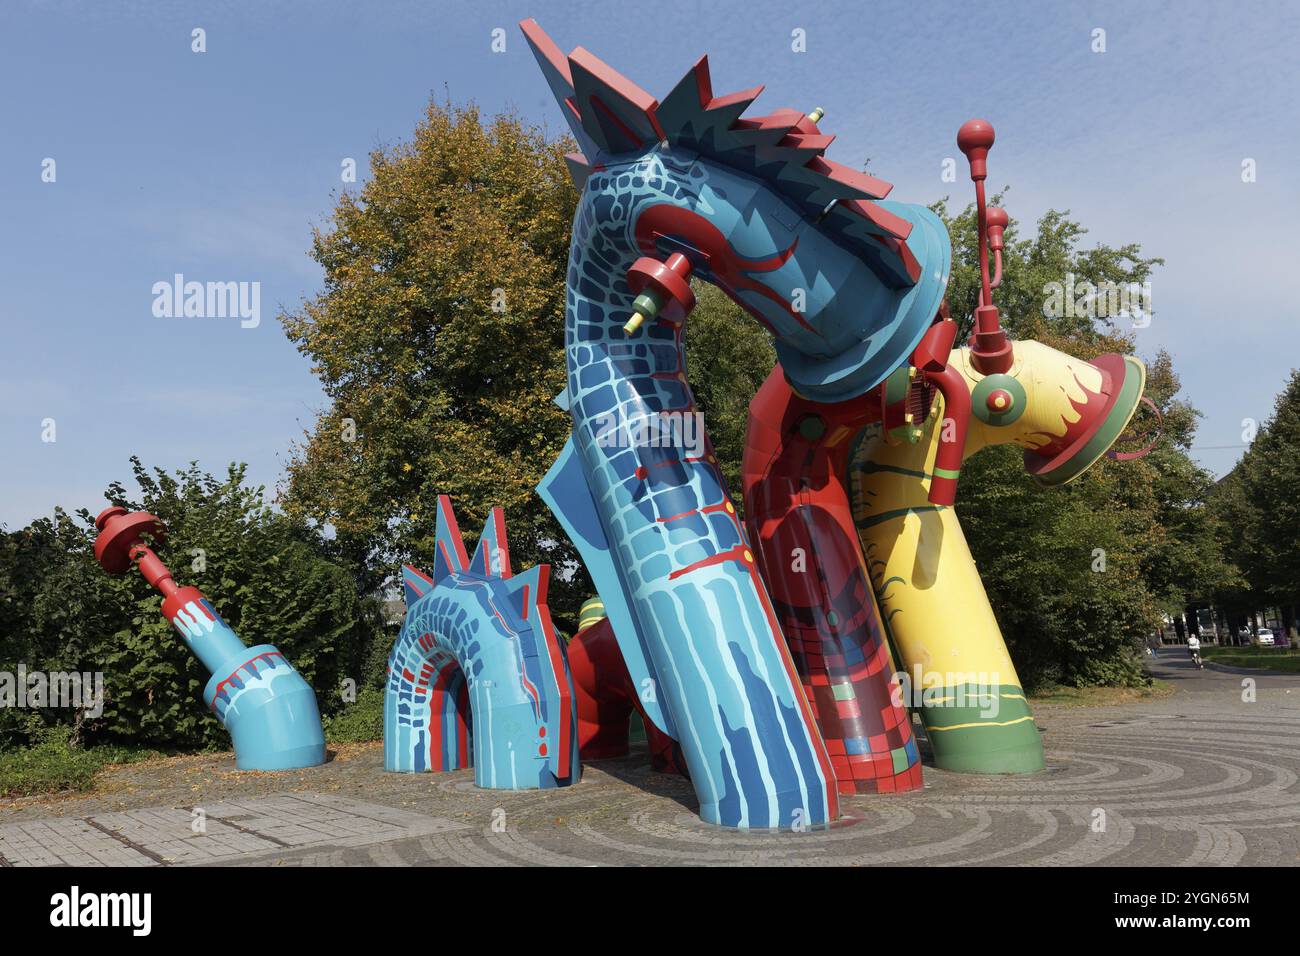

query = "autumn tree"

[{"left": 279, "top": 103, "right": 584, "bottom": 617}]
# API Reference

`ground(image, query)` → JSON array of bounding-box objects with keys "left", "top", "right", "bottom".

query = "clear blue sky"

[{"left": 2, "top": 0, "right": 1296, "bottom": 529}]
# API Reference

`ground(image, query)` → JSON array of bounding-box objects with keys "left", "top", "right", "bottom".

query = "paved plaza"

[{"left": 2, "top": 656, "right": 1297, "bottom": 866}]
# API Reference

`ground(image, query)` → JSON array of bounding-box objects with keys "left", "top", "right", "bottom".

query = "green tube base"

[{"left": 915, "top": 683, "right": 1046, "bottom": 774}]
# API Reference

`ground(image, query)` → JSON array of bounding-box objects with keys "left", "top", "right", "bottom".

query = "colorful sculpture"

[
  {"left": 567, "top": 599, "right": 682, "bottom": 774},
  {"left": 376, "top": 21, "right": 1147, "bottom": 829},
  {"left": 384, "top": 496, "right": 579, "bottom": 789},
  {"left": 847, "top": 344, "right": 1145, "bottom": 772},
  {"left": 744, "top": 374, "right": 924, "bottom": 794},
  {"left": 93, "top": 507, "right": 326, "bottom": 771},
  {"left": 517, "top": 19, "right": 1146, "bottom": 827}
]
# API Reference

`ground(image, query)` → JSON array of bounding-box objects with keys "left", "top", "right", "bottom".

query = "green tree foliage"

[
  {"left": 937, "top": 193, "right": 1164, "bottom": 343},
  {"left": 280, "top": 103, "right": 586, "bottom": 621},
  {"left": 1213, "top": 371, "right": 1300, "bottom": 626},
  {"left": 956, "top": 446, "right": 1155, "bottom": 688},
  {"left": 0, "top": 459, "right": 379, "bottom": 752},
  {"left": 1206, "top": 469, "right": 1261, "bottom": 627},
  {"left": 934, "top": 198, "right": 1236, "bottom": 687}
]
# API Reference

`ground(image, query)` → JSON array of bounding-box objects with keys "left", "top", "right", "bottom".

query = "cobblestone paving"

[
  {"left": 2, "top": 656, "right": 1297, "bottom": 866},
  {"left": 0, "top": 793, "right": 467, "bottom": 866}
]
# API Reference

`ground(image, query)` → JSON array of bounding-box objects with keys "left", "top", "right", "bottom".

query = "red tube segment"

[
  {"left": 567, "top": 618, "right": 683, "bottom": 775},
  {"left": 741, "top": 367, "right": 923, "bottom": 794},
  {"left": 923, "top": 363, "right": 972, "bottom": 506}
]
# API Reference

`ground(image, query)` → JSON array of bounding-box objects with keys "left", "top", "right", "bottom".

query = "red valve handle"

[
  {"left": 624, "top": 253, "right": 695, "bottom": 334},
  {"left": 93, "top": 506, "right": 181, "bottom": 598}
]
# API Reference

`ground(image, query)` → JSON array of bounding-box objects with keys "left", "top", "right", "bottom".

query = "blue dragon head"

[{"left": 522, "top": 18, "right": 950, "bottom": 403}]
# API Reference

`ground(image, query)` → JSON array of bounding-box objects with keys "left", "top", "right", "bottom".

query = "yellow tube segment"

[{"left": 849, "top": 341, "right": 1145, "bottom": 773}]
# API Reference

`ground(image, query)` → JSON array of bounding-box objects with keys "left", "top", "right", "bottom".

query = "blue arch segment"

[{"left": 383, "top": 500, "right": 580, "bottom": 790}]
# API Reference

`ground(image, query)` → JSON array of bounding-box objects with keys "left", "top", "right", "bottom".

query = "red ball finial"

[{"left": 957, "top": 119, "right": 995, "bottom": 181}]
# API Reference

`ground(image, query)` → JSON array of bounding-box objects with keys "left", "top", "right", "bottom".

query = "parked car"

[{"left": 1256, "top": 628, "right": 1275, "bottom": 647}]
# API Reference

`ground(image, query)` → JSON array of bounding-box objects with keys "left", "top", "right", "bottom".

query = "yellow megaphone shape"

[{"left": 850, "top": 339, "right": 1146, "bottom": 773}]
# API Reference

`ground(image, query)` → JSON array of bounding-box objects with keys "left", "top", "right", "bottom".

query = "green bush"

[
  {"left": 0, "top": 728, "right": 154, "bottom": 798},
  {"left": 324, "top": 684, "right": 386, "bottom": 744},
  {"left": 0, "top": 706, "right": 46, "bottom": 753},
  {"left": 0, "top": 458, "right": 386, "bottom": 753}
]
